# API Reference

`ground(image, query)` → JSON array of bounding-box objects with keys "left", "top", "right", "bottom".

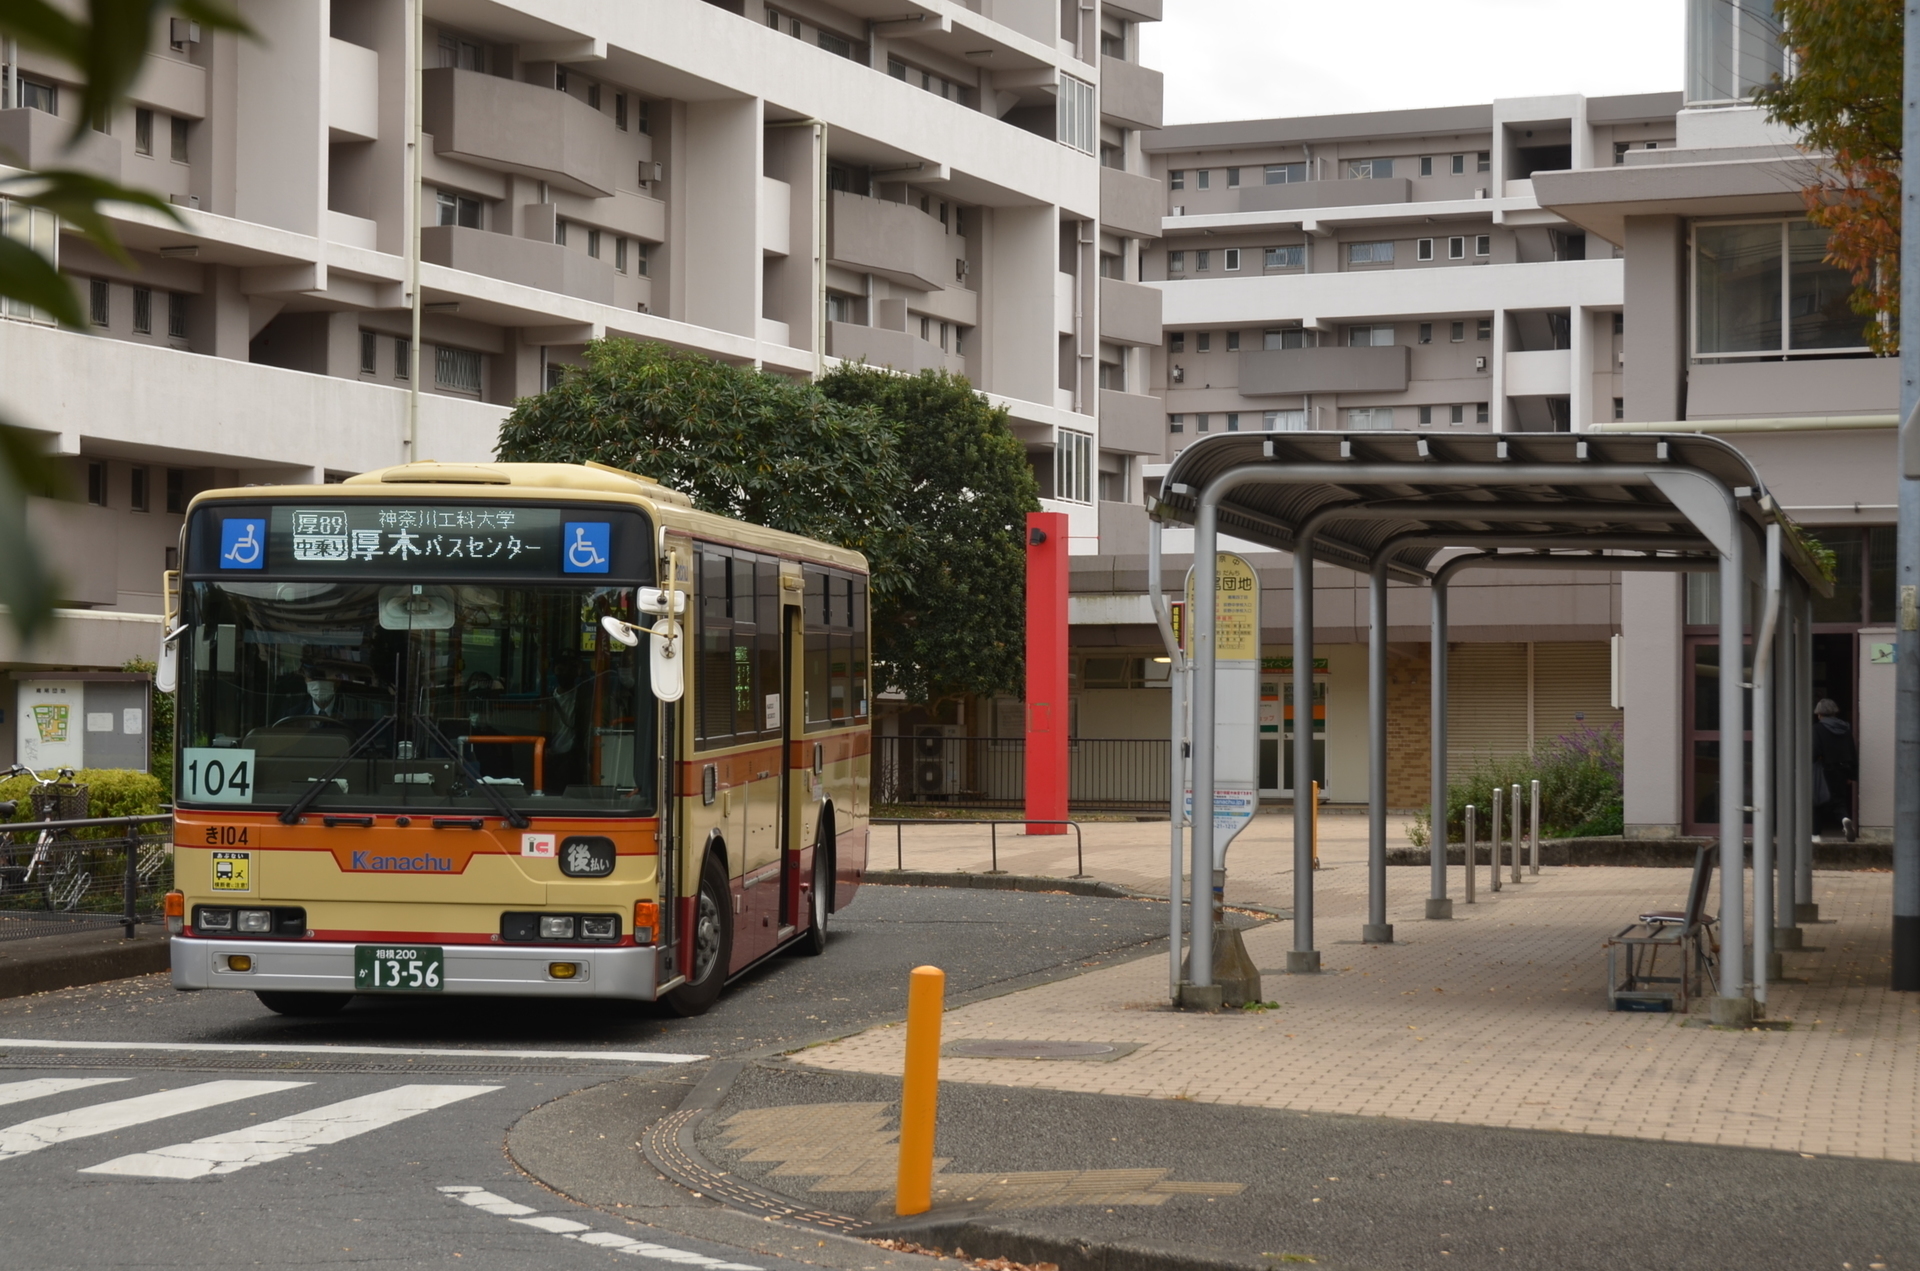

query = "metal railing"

[
  {"left": 875, "top": 736, "right": 1170, "bottom": 810},
  {"left": 873, "top": 818, "right": 1087, "bottom": 879},
  {"left": 0, "top": 813, "right": 174, "bottom": 942}
]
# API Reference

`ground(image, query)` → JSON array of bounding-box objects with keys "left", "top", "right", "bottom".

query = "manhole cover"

[{"left": 943, "top": 1040, "right": 1135, "bottom": 1061}]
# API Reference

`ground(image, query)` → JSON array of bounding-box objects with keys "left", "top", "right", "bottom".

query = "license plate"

[{"left": 354, "top": 945, "right": 444, "bottom": 992}]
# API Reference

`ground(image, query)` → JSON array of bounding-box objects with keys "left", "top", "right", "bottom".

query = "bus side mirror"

[
  {"left": 649, "top": 619, "right": 683, "bottom": 702},
  {"left": 156, "top": 623, "right": 185, "bottom": 693}
]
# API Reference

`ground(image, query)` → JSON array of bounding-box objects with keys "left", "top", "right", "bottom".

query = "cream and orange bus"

[{"left": 161, "top": 461, "right": 869, "bottom": 1017}]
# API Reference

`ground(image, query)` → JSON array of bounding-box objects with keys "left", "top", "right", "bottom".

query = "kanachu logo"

[{"left": 350, "top": 851, "right": 454, "bottom": 873}]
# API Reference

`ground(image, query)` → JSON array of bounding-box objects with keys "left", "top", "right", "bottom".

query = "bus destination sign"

[{"left": 220, "top": 506, "right": 618, "bottom": 577}]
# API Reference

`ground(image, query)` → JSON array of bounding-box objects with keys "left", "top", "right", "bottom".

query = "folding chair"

[{"left": 1603, "top": 845, "right": 1719, "bottom": 1012}]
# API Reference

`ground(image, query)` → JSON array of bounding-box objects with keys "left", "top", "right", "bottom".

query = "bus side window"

[
  {"left": 697, "top": 547, "right": 735, "bottom": 746},
  {"left": 730, "top": 555, "right": 758, "bottom": 737},
  {"left": 804, "top": 568, "right": 830, "bottom": 728},
  {"left": 830, "top": 575, "right": 851, "bottom": 720},
  {"left": 756, "top": 559, "right": 781, "bottom": 734},
  {"left": 851, "top": 575, "right": 868, "bottom": 720}
]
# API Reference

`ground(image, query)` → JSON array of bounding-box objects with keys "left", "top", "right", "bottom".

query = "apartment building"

[{"left": 0, "top": 0, "right": 1167, "bottom": 764}]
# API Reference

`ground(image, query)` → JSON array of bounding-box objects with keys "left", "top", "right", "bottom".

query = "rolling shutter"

[
  {"left": 1531, "top": 641, "right": 1621, "bottom": 747},
  {"left": 1446, "top": 643, "right": 1529, "bottom": 773}
]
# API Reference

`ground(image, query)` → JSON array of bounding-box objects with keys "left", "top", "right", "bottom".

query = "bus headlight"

[
  {"left": 579, "top": 916, "right": 617, "bottom": 941},
  {"left": 538, "top": 915, "right": 575, "bottom": 939},
  {"left": 197, "top": 907, "right": 234, "bottom": 931},
  {"left": 237, "top": 910, "right": 273, "bottom": 933}
]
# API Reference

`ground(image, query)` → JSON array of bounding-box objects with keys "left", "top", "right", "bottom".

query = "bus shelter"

[{"left": 1146, "top": 431, "right": 1832, "bottom": 1025}]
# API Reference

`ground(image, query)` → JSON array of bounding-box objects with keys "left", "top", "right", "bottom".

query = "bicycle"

[{"left": 0, "top": 765, "right": 91, "bottom": 912}]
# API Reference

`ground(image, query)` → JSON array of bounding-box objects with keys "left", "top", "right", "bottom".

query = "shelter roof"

[{"left": 1150, "top": 431, "right": 1831, "bottom": 592}]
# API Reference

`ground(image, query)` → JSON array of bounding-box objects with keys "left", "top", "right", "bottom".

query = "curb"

[
  {"left": 862, "top": 870, "right": 1138, "bottom": 899},
  {"left": 1386, "top": 838, "right": 1893, "bottom": 869},
  {"left": 0, "top": 931, "right": 170, "bottom": 1000},
  {"left": 866, "top": 1217, "right": 1271, "bottom": 1271}
]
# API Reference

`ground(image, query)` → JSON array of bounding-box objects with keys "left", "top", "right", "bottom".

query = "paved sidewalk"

[{"left": 837, "top": 818, "right": 1920, "bottom": 1165}]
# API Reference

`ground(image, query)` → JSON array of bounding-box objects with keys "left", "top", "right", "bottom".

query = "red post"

[{"left": 1025, "top": 511, "right": 1069, "bottom": 835}]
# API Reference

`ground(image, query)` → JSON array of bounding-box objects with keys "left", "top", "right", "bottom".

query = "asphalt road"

[{"left": 0, "top": 886, "right": 1175, "bottom": 1271}]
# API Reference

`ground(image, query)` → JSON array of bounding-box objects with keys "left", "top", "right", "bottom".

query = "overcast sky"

[{"left": 1140, "top": 0, "right": 1686, "bottom": 126}]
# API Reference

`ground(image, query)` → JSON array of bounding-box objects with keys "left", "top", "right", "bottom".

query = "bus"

[{"left": 161, "top": 460, "right": 870, "bottom": 1017}]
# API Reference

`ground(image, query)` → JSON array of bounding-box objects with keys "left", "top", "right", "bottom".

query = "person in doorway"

[{"left": 1812, "top": 698, "right": 1858, "bottom": 842}]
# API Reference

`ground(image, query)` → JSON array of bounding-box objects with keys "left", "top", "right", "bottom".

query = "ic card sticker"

[{"left": 521, "top": 833, "right": 556, "bottom": 858}]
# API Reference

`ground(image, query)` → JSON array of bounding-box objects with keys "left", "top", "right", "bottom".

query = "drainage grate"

[{"left": 942, "top": 1039, "right": 1139, "bottom": 1061}]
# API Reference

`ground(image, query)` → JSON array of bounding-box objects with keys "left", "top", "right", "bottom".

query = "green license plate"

[{"left": 354, "top": 945, "right": 444, "bottom": 992}]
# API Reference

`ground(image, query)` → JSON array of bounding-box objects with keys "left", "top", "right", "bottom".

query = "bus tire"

[
  {"left": 664, "top": 852, "right": 732, "bottom": 1017},
  {"left": 797, "top": 836, "right": 832, "bottom": 957},
  {"left": 255, "top": 991, "right": 352, "bottom": 1017}
]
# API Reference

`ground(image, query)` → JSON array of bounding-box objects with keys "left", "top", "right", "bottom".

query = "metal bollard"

[
  {"left": 895, "top": 965, "right": 946, "bottom": 1216},
  {"left": 1529, "top": 779, "right": 1541, "bottom": 874},
  {"left": 1490, "top": 788, "right": 1503, "bottom": 893},
  {"left": 1510, "top": 783, "right": 1523, "bottom": 883},
  {"left": 1464, "top": 804, "right": 1476, "bottom": 904}
]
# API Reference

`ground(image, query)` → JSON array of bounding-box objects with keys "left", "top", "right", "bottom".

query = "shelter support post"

[
  {"left": 1148, "top": 522, "right": 1189, "bottom": 1003},
  {"left": 1797, "top": 584, "right": 1817, "bottom": 923},
  {"left": 1775, "top": 574, "right": 1801, "bottom": 950},
  {"left": 1428, "top": 572, "right": 1453, "bottom": 919},
  {"left": 1896, "top": 0, "right": 1920, "bottom": 990},
  {"left": 1365, "top": 558, "right": 1392, "bottom": 943},
  {"left": 1713, "top": 508, "right": 1752, "bottom": 1025},
  {"left": 1753, "top": 522, "right": 1781, "bottom": 1002},
  {"left": 1291, "top": 529, "right": 1322, "bottom": 971}
]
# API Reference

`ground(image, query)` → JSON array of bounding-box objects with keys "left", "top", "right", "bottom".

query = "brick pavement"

[{"left": 836, "top": 815, "right": 1920, "bottom": 1163}]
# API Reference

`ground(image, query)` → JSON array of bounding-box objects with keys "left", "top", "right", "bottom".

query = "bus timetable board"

[{"left": 184, "top": 502, "right": 655, "bottom": 582}]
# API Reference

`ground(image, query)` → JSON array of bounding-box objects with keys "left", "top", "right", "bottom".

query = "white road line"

[
  {"left": 0, "top": 1080, "right": 307, "bottom": 1163},
  {"left": 81, "top": 1084, "right": 499, "bottom": 1179},
  {"left": 438, "top": 1185, "right": 763, "bottom": 1269},
  {"left": 0, "top": 1038, "right": 706, "bottom": 1064},
  {"left": 0, "top": 1077, "right": 129, "bottom": 1107}
]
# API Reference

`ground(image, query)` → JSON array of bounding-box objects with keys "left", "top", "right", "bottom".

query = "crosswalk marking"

[
  {"left": 439, "top": 1184, "right": 764, "bottom": 1269},
  {"left": 453, "top": 1188, "right": 538, "bottom": 1216},
  {"left": 0, "top": 1080, "right": 308, "bottom": 1164},
  {"left": 0, "top": 1078, "right": 129, "bottom": 1108},
  {"left": 0, "top": 1038, "right": 707, "bottom": 1064},
  {"left": 80, "top": 1084, "right": 498, "bottom": 1179}
]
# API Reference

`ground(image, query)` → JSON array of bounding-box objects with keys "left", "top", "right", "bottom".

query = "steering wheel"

[{"left": 266, "top": 715, "right": 355, "bottom": 733}]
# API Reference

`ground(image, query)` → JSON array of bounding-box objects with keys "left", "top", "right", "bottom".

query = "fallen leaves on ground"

[{"left": 869, "top": 1238, "right": 1059, "bottom": 1270}]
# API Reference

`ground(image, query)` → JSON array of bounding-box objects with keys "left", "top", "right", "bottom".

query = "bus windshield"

[{"left": 180, "top": 580, "right": 656, "bottom": 816}]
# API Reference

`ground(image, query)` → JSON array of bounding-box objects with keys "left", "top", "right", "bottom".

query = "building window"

[
  {"left": 1196, "top": 169, "right": 1211, "bottom": 190},
  {"left": 586, "top": 82, "right": 600, "bottom": 110},
  {"left": 1057, "top": 74, "right": 1095, "bottom": 153},
  {"left": 615, "top": 93, "right": 627, "bottom": 130},
  {"left": 130, "top": 467, "right": 150, "bottom": 513},
  {"left": 1226, "top": 167, "right": 1241, "bottom": 188},
  {"left": 132, "top": 286, "right": 151, "bottom": 334},
  {"left": 1450, "top": 321, "right": 1465, "bottom": 343},
  {"left": 1347, "top": 240, "right": 1393, "bottom": 266},
  {"left": 636, "top": 99, "right": 651, "bottom": 135},
  {"left": 87, "top": 461, "right": 107, "bottom": 506},
  {"left": 555, "top": 219, "right": 568, "bottom": 247},
  {"left": 1420, "top": 156, "right": 1433, "bottom": 176},
  {"left": 171, "top": 116, "right": 190, "bottom": 162},
  {"left": 1477, "top": 152, "right": 1491, "bottom": 172},
  {"left": 1476, "top": 402, "right": 1490, "bottom": 424},
  {"left": 825, "top": 292, "right": 856, "bottom": 324},
  {"left": 1170, "top": 169, "right": 1185, "bottom": 190},
  {"left": 1054, "top": 429, "right": 1093, "bottom": 503},
  {"left": 1614, "top": 312, "right": 1625, "bottom": 334},
  {"left": 1264, "top": 162, "right": 1305, "bottom": 184},
  {"left": 1196, "top": 332, "right": 1211, "bottom": 353},
  {"left": 435, "top": 189, "right": 481, "bottom": 229},
  {"left": 1687, "top": 0, "right": 1784, "bottom": 105},
  {"left": 1418, "top": 405, "right": 1433, "bottom": 426},
  {"left": 1418, "top": 323, "right": 1433, "bottom": 344},
  {"left": 1694, "top": 218, "right": 1864, "bottom": 357},
  {"left": 165, "top": 468, "right": 185, "bottom": 514},
  {"left": 1264, "top": 245, "right": 1304, "bottom": 269},
  {"left": 1169, "top": 331, "right": 1185, "bottom": 353},
  {"left": 1348, "top": 325, "right": 1393, "bottom": 347},
  {"left": 1223, "top": 248, "right": 1240, "bottom": 271},
  {"left": 1614, "top": 397, "right": 1625, "bottom": 420},
  {"left": 1475, "top": 234, "right": 1491, "bottom": 256},
  {"left": 1477, "top": 318, "right": 1492, "bottom": 340},
  {"left": 1226, "top": 330, "right": 1240, "bottom": 351},
  {"left": 1267, "top": 327, "right": 1314, "bottom": 350},
  {"left": 1346, "top": 407, "right": 1392, "bottom": 430},
  {"left": 134, "top": 108, "right": 154, "bottom": 156},
  {"left": 435, "top": 345, "right": 483, "bottom": 395},
  {"left": 89, "top": 278, "right": 109, "bottom": 327},
  {"left": 1449, "top": 236, "right": 1466, "bottom": 260},
  {"left": 167, "top": 291, "right": 188, "bottom": 339},
  {"left": 615, "top": 237, "right": 628, "bottom": 273},
  {"left": 1265, "top": 409, "right": 1306, "bottom": 431},
  {"left": 1451, "top": 154, "right": 1466, "bottom": 175},
  {"left": 1168, "top": 250, "right": 1185, "bottom": 273},
  {"left": 1225, "top": 412, "right": 1240, "bottom": 431},
  {"left": 587, "top": 228, "right": 601, "bottom": 259},
  {"left": 635, "top": 242, "right": 650, "bottom": 277},
  {"left": 1417, "top": 238, "right": 1434, "bottom": 261},
  {"left": 1195, "top": 413, "right": 1209, "bottom": 432},
  {"left": 19, "top": 78, "right": 55, "bottom": 114},
  {"left": 1347, "top": 158, "right": 1392, "bottom": 179},
  {"left": 1169, "top": 414, "right": 1184, "bottom": 434},
  {"left": 394, "top": 336, "right": 410, "bottom": 380},
  {"left": 438, "top": 34, "right": 484, "bottom": 70},
  {"left": 359, "top": 330, "right": 377, "bottom": 374},
  {"left": 1196, "top": 250, "right": 1211, "bottom": 272},
  {"left": 1450, "top": 404, "right": 1465, "bottom": 425}
]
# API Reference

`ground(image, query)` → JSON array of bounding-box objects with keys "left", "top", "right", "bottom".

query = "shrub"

[
  {"left": 1, "top": 768, "right": 167, "bottom": 838},
  {"left": 1407, "top": 724, "right": 1623, "bottom": 847}
]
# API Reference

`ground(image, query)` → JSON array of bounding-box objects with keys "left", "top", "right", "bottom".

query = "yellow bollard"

[
  {"left": 895, "top": 965, "right": 946, "bottom": 1216},
  {"left": 1310, "top": 780, "right": 1321, "bottom": 870}
]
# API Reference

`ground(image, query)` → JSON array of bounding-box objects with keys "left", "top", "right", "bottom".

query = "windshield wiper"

[
  {"left": 278, "top": 716, "right": 395, "bottom": 825},
  {"left": 413, "top": 713, "right": 530, "bottom": 829}
]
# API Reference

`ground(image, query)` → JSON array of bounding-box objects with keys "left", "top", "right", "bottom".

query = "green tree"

[
  {"left": 819, "top": 363, "right": 1039, "bottom": 704},
  {"left": 1759, "top": 0, "right": 1904, "bottom": 352},
  {"left": 495, "top": 337, "right": 909, "bottom": 588},
  {"left": 0, "top": 2, "right": 246, "bottom": 638}
]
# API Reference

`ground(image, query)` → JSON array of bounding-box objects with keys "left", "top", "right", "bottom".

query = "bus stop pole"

[
  {"left": 1427, "top": 571, "right": 1453, "bottom": 919},
  {"left": 1365, "top": 556, "right": 1392, "bottom": 943},
  {"left": 1186, "top": 496, "right": 1219, "bottom": 1004},
  {"left": 1714, "top": 510, "right": 1750, "bottom": 1022},
  {"left": 1291, "top": 528, "right": 1320, "bottom": 972},
  {"left": 1147, "top": 521, "right": 1188, "bottom": 1003}
]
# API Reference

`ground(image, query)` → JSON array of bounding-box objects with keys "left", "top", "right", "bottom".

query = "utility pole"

[{"left": 1895, "top": 0, "right": 1920, "bottom": 990}]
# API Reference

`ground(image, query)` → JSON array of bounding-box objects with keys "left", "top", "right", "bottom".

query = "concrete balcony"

[
  {"left": 0, "top": 108, "right": 121, "bottom": 182},
  {"left": 421, "top": 225, "right": 614, "bottom": 305},
  {"left": 1235, "top": 177, "right": 1410, "bottom": 214},
  {"left": 1240, "top": 345, "right": 1410, "bottom": 396},
  {"left": 827, "top": 190, "right": 951, "bottom": 292},
  {"left": 827, "top": 321, "right": 964, "bottom": 375},
  {"left": 1505, "top": 348, "right": 1570, "bottom": 397},
  {"left": 1100, "top": 165, "right": 1162, "bottom": 239},
  {"left": 1099, "top": 388, "right": 1164, "bottom": 456},
  {"left": 327, "top": 38, "right": 378, "bottom": 142},
  {"left": 1099, "top": 277, "right": 1161, "bottom": 347},
  {"left": 1099, "top": 56, "right": 1163, "bottom": 130},
  {"left": 422, "top": 67, "right": 621, "bottom": 198}
]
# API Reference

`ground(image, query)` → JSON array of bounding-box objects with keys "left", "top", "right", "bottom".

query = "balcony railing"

[{"left": 876, "top": 735, "right": 1171, "bottom": 810}]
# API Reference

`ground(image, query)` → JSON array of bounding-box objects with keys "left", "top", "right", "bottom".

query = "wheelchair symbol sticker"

[
  {"left": 562, "top": 522, "right": 610, "bottom": 574},
  {"left": 220, "top": 519, "right": 265, "bottom": 570}
]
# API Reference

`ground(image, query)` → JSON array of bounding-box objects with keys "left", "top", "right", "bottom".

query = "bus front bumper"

[{"left": 170, "top": 937, "right": 671, "bottom": 1001}]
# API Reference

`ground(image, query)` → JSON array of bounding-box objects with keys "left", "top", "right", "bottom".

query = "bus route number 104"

[{"left": 181, "top": 748, "right": 258, "bottom": 805}]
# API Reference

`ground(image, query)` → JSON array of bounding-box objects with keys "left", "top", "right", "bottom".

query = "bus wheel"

[
  {"left": 255, "top": 991, "right": 352, "bottom": 1017},
  {"left": 665, "top": 853, "right": 731, "bottom": 1017},
  {"left": 796, "top": 842, "right": 832, "bottom": 957}
]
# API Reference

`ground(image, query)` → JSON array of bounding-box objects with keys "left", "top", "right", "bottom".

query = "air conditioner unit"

[{"left": 912, "top": 725, "right": 961, "bottom": 796}]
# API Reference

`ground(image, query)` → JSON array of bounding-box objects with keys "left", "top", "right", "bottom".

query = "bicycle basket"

[{"left": 30, "top": 782, "right": 89, "bottom": 823}]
